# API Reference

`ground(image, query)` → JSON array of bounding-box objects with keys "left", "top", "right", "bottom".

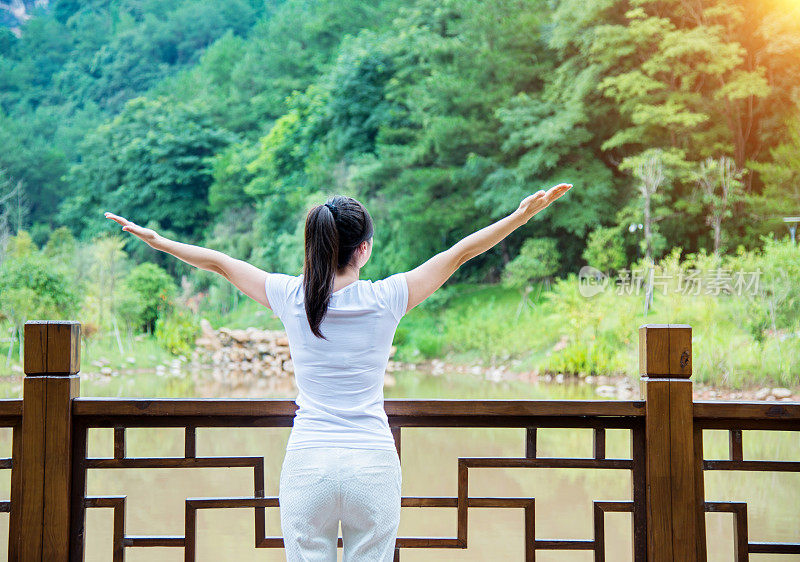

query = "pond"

[{"left": 0, "top": 368, "right": 796, "bottom": 561}]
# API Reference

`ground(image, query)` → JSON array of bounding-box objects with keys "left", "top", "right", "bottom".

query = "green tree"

[
  {"left": 154, "top": 0, "right": 402, "bottom": 134},
  {"left": 748, "top": 115, "right": 800, "bottom": 240},
  {"left": 348, "top": 0, "right": 556, "bottom": 277},
  {"left": 728, "top": 236, "right": 800, "bottom": 344},
  {"left": 694, "top": 156, "right": 745, "bottom": 255},
  {"left": 582, "top": 226, "right": 627, "bottom": 273},
  {"left": 1, "top": 0, "right": 264, "bottom": 243},
  {"left": 120, "top": 263, "right": 177, "bottom": 334},
  {"left": 327, "top": 31, "right": 400, "bottom": 157},
  {"left": 619, "top": 148, "right": 689, "bottom": 261},
  {"left": 502, "top": 237, "right": 561, "bottom": 317},
  {"left": 242, "top": 87, "right": 330, "bottom": 271},
  {"left": 3, "top": 229, "right": 36, "bottom": 260},
  {"left": 542, "top": 0, "right": 800, "bottom": 253},
  {"left": 207, "top": 140, "right": 260, "bottom": 216},
  {"left": 478, "top": 85, "right": 617, "bottom": 239},
  {"left": 0, "top": 252, "right": 80, "bottom": 362},
  {"left": 60, "top": 97, "right": 234, "bottom": 241},
  {"left": 84, "top": 234, "right": 129, "bottom": 350},
  {"left": 590, "top": 3, "right": 777, "bottom": 177},
  {"left": 43, "top": 226, "right": 77, "bottom": 261}
]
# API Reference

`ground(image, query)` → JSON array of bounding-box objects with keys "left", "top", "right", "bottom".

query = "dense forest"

[{"left": 1, "top": 0, "right": 799, "bottom": 283}]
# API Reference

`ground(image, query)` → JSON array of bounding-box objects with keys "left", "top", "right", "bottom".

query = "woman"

[{"left": 104, "top": 182, "right": 572, "bottom": 561}]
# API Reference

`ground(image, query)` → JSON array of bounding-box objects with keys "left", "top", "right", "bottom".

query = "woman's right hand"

[
  {"left": 516, "top": 183, "right": 573, "bottom": 224},
  {"left": 104, "top": 212, "right": 162, "bottom": 249}
]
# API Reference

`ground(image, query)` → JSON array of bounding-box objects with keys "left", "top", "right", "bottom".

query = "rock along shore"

[{"left": 193, "top": 319, "right": 402, "bottom": 393}]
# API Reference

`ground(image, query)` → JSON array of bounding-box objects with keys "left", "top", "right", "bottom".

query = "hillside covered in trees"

[{"left": 2, "top": 0, "right": 799, "bottom": 284}]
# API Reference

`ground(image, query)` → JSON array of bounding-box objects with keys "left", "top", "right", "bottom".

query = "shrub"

[
  {"left": 121, "top": 263, "right": 178, "bottom": 333},
  {"left": 502, "top": 238, "right": 560, "bottom": 290},
  {"left": 582, "top": 226, "right": 627, "bottom": 273},
  {"left": 0, "top": 253, "right": 80, "bottom": 324},
  {"left": 543, "top": 340, "right": 623, "bottom": 376},
  {"left": 414, "top": 331, "right": 445, "bottom": 359},
  {"left": 155, "top": 309, "right": 199, "bottom": 356},
  {"left": 726, "top": 235, "right": 800, "bottom": 339}
]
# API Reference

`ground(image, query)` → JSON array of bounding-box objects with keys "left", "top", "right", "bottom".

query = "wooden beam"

[
  {"left": 18, "top": 376, "right": 46, "bottom": 560},
  {"left": 640, "top": 324, "right": 697, "bottom": 562},
  {"left": 14, "top": 321, "right": 81, "bottom": 562},
  {"left": 72, "top": 398, "right": 646, "bottom": 417},
  {"left": 43, "top": 374, "right": 79, "bottom": 560}
]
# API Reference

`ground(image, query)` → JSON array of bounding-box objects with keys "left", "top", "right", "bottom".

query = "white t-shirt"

[{"left": 264, "top": 271, "right": 409, "bottom": 451}]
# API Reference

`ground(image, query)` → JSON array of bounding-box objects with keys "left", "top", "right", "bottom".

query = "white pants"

[{"left": 279, "top": 446, "right": 402, "bottom": 562}]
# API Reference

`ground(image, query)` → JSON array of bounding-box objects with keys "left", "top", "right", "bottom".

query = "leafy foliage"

[
  {"left": 583, "top": 226, "right": 627, "bottom": 273},
  {"left": 0, "top": 242, "right": 81, "bottom": 330},
  {"left": 2, "top": 0, "right": 800, "bottom": 370},
  {"left": 155, "top": 308, "right": 199, "bottom": 356},
  {"left": 60, "top": 97, "right": 234, "bottom": 241},
  {"left": 502, "top": 238, "right": 561, "bottom": 290},
  {"left": 120, "top": 263, "right": 178, "bottom": 333},
  {"left": 4, "top": 0, "right": 800, "bottom": 277}
]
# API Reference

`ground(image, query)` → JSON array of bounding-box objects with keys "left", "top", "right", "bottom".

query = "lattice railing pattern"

[
  {"left": 0, "top": 401, "right": 23, "bottom": 553},
  {"left": 69, "top": 403, "right": 647, "bottom": 561},
  {"left": 10, "top": 321, "right": 800, "bottom": 562},
  {"left": 694, "top": 418, "right": 800, "bottom": 560}
]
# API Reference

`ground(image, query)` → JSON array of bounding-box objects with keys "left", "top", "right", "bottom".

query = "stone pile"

[{"left": 194, "top": 319, "right": 400, "bottom": 390}]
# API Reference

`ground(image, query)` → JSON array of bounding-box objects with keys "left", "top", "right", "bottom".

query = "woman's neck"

[{"left": 333, "top": 267, "right": 359, "bottom": 291}]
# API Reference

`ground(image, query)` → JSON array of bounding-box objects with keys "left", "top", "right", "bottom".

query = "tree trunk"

[{"left": 644, "top": 192, "right": 652, "bottom": 261}]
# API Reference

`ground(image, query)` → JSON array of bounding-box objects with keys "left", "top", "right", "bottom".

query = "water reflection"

[{"left": 0, "top": 369, "right": 796, "bottom": 561}]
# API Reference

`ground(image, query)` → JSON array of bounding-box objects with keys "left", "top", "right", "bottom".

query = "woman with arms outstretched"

[{"left": 104, "top": 182, "right": 571, "bottom": 561}]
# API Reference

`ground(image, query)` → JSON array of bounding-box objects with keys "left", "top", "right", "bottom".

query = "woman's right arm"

[
  {"left": 404, "top": 183, "right": 572, "bottom": 313},
  {"left": 104, "top": 212, "right": 272, "bottom": 308}
]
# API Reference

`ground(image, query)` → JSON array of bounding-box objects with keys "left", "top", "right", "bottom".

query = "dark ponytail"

[{"left": 303, "top": 195, "right": 373, "bottom": 339}]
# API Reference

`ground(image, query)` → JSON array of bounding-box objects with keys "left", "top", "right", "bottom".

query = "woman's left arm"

[{"left": 104, "top": 212, "right": 272, "bottom": 309}]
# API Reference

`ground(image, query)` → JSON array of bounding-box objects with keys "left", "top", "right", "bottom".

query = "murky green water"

[{"left": 0, "top": 369, "right": 796, "bottom": 561}]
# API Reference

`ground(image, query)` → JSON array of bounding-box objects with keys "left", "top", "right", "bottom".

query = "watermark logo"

[
  {"left": 578, "top": 265, "right": 609, "bottom": 298},
  {"left": 578, "top": 266, "right": 762, "bottom": 298}
]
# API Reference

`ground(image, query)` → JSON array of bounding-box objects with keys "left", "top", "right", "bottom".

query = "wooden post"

[
  {"left": 639, "top": 324, "right": 696, "bottom": 562},
  {"left": 11, "top": 321, "right": 81, "bottom": 562}
]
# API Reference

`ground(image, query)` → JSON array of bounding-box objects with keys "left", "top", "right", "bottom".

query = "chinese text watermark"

[{"left": 578, "top": 266, "right": 762, "bottom": 298}]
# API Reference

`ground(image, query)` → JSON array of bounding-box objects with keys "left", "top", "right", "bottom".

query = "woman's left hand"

[{"left": 104, "top": 212, "right": 162, "bottom": 249}]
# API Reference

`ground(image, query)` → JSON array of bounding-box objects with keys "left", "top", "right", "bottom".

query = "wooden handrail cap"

[
  {"left": 24, "top": 321, "right": 81, "bottom": 375},
  {"left": 639, "top": 324, "right": 692, "bottom": 378}
]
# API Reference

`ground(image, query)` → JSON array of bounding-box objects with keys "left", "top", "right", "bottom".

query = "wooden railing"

[{"left": 1, "top": 321, "right": 798, "bottom": 561}]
